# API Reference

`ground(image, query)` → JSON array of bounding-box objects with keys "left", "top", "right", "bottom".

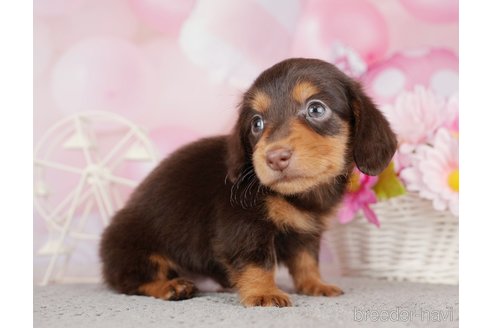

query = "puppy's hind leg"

[{"left": 137, "top": 254, "right": 197, "bottom": 301}]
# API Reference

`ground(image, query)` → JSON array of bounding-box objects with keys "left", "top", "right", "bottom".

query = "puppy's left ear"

[
  {"left": 226, "top": 111, "right": 248, "bottom": 183},
  {"left": 349, "top": 81, "right": 397, "bottom": 176}
]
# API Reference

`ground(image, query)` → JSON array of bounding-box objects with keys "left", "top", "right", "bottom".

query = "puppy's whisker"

[
  {"left": 252, "top": 180, "right": 266, "bottom": 207},
  {"left": 243, "top": 177, "right": 257, "bottom": 207},
  {"left": 230, "top": 166, "right": 255, "bottom": 208},
  {"left": 231, "top": 166, "right": 257, "bottom": 209},
  {"left": 240, "top": 170, "right": 256, "bottom": 208},
  {"left": 254, "top": 182, "right": 263, "bottom": 205}
]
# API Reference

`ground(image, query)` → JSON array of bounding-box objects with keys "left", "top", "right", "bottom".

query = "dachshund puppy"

[{"left": 100, "top": 58, "right": 397, "bottom": 307}]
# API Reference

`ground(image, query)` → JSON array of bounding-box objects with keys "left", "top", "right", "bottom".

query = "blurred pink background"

[{"left": 33, "top": 0, "right": 458, "bottom": 283}]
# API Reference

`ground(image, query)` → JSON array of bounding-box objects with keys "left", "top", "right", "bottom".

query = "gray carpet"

[{"left": 34, "top": 277, "right": 458, "bottom": 327}]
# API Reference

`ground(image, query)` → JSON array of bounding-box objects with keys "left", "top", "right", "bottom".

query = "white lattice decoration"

[
  {"left": 325, "top": 192, "right": 458, "bottom": 285},
  {"left": 34, "top": 111, "right": 158, "bottom": 285}
]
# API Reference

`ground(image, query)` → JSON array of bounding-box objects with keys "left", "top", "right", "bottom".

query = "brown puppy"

[{"left": 99, "top": 58, "right": 397, "bottom": 307}]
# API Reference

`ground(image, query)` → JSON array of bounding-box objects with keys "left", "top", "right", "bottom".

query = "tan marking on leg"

[
  {"left": 232, "top": 266, "right": 291, "bottom": 307},
  {"left": 250, "top": 90, "right": 271, "bottom": 113},
  {"left": 137, "top": 254, "right": 196, "bottom": 300},
  {"left": 287, "top": 251, "right": 343, "bottom": 297},
  {"left": 139, "top": 280, "right": 169, "bottom": 299},
  {"left": 266, "top": 196, "right": 318, "bottom": 233},
  {"left": 149, "top": 254, "right": 173, "bottom": 280},
  {"left": 138, "top": 278, "right": 197, "bottom": 300},
  {"left": 292, "top": 81, "right": 319, "bottom": 104}
]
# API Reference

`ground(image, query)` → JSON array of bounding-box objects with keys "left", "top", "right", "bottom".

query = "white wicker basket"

[{"left": 325, "top": 192, "right": 458, "bottom": 284}]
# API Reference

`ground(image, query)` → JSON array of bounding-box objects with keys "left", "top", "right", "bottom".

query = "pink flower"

[
  {"left": 338, "top": 169, "right": 380, "bottom": 227},
  {"left": 381, "top": 86, "right": 458, "bottom": 172},
  {"left": 444, "top": 94, "right": 459, "bottom": 134},
  {"left": 381, "top": 86, "right": 451, "bottom": 146},
  {"left": 400, "top": 128, "right": 459, "bottom": 216}
]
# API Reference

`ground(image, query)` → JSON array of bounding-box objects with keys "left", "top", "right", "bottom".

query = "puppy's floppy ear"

[
  {"left": 226, "top": 110, "right": 248, "bottom": 182},
  {"left": 348, "top": 81, "right": 397, "bottom": 176}
]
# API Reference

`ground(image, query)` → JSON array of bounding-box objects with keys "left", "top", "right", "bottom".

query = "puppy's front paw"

[
  {"left": 297, "top": 282, "right": 344, "bottom": 297},
  {"left": 241, "top": 290, "right": 292, "bottom": 307}
]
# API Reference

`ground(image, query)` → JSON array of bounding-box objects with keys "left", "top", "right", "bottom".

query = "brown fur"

[{"left": 99, "top": 58, "right": 397, "bottom": 307}]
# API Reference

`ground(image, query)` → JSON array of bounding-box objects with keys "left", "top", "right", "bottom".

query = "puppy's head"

[{"left": 227, "top": 58, "right": 397, "bottom": 195}]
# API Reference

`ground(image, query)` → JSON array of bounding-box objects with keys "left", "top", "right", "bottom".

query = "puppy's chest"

[{"left": 264, "top": 195, "right": 337, "bottom": 234}]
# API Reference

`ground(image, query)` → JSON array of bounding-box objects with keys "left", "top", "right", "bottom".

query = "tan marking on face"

[
  {"left": 253, "top": 120, "right": 349, "bottom": 195},
  {"left": 286, "top": 250, "right": 343, "bottom": 297},
  {"left": 250, "top": 90, "right": 271, "bottom": 113},
  {"left": 292, "top": 81, "right": 319, "bottom": 104},
  {"left": 265, "top": 196, "right": 318, "bottom": 233},
  {"left": 231, "top": 265, "right": 291, "bottom": 307}
]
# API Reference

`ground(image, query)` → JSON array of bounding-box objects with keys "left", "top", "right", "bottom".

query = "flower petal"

[{"left": 361, "top": 205, "right": 380, "bottom": 228}]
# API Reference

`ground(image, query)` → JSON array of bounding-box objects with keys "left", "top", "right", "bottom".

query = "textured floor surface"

[{"left": 34, "top": 277, "right": 458, "bottom": 328}]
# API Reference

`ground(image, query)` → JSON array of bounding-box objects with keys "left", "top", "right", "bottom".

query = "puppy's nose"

[{"left": 266, "top": 148, "right": 292, "bottom": 171}]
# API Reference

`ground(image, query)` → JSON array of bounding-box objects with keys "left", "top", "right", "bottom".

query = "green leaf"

[{"left": 373, "top": 162, "right": 406, "bottom": 201}]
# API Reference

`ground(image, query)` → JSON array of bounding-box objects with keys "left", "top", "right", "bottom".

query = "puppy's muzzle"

[{"left": 266, "top": 147, "right": 292, "bottom": 172}]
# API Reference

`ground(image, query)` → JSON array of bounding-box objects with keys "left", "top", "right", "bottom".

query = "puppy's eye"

[
  {"left": 307, "top": 101, "right": 330, "bottom": 119},
  {"left": 251, "top": 115, "right": 264, "bottom": 136}
]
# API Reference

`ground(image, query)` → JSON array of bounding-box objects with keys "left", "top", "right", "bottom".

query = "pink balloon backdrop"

[
  {"left": 129, "top": 0, "right": 196, "bottom": 36},
  {"left": 399, "top": 0, "right": 458, "bottom": 24},
  {"left": 362, "top": 48, "right": 458, "bottom": 105},
  {"left": 34, "top": 0, "right": 86, "bottom": 17},
  {"left": 292, "top": 0, "right": 389, "bottom": 65},
  {"left": 48, "top": 0, "right": 138, "bottom": 48},
  {"left": 51, "top": 37, "right": 155, "bottom": 121},
  {"left": 33, "top": 0, "right": 458, "bottom": 282}
]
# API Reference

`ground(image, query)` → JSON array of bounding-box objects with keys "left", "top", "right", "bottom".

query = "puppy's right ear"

[
  {"left": 226, "top": 110, "right": 248, "bottom": 183},
  {"left": 348, "top": 81, "right": 397, "bottom": 176}
]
